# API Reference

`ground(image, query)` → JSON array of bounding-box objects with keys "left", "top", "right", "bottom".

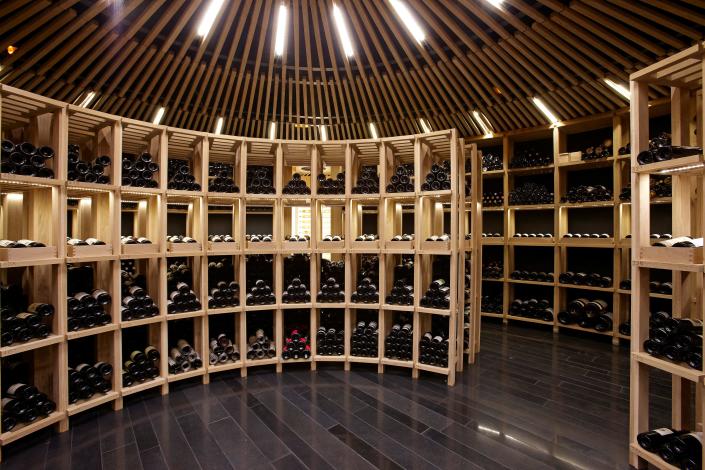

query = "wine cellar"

[
  {"left": 2, "top": 2, "right": 705, "bottom": 469},
  {"left": 0, "top": 84, "right": 481, "bottom": 459}
]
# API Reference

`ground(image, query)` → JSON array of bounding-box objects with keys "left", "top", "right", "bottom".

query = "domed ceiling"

[{"left": 1, "top": 0, "right": 705, "bottom": 140}]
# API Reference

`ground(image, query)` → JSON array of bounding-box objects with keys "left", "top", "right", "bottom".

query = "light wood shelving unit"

[
  {"left": 0, "top": 85, "right": 481, "bottom": 458},
  {"left": 629, "top": 44, "right": 705, "bottom": 470},
  {"left": 467, "top": 99, "right": 674, "bottom": 345}
]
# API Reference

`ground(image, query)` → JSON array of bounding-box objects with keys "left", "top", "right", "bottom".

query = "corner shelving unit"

[
  {"left": 629, "top": 44, "right": 705, "bottom": 470},
  {"left": 0, "top": 84, "right": 482, "bottom": 458}
]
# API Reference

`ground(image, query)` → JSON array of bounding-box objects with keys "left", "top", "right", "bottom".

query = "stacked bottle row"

[
  {"left": 0, "top": 284, "right": 54, "bottom": 346},
  {"left": 558, "top": 298, "right": 613, "bottom": 333},
  {"left": 0, "top": 139, "right": 55, "bottom": 179},
  {"left": 122, "top": 346, "right": 160, "bottom": 387}
]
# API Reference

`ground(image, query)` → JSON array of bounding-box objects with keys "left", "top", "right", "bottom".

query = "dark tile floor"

[{"left": 1, "top": 322, "right": 671, "bottom": 469}]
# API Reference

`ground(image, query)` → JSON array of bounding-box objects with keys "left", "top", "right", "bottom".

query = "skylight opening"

[
  {"left": 274, "top": 3, "right": 287, "bottom": 56},
  {"left": 532, "top": 97, "right": 559, "bottom": 125},
  {"left": 197, "top": 0, "right": 225, "bottom": 38},
  {"left": 389, "top": 0, "right": 425, "bottom": 44},
  {"left": 472, "top": 110, "right": 494, "bottom": 138},
  {"left": 369, "top": 122, "right": 379, "bottom": 139},
  {"left": 153, "top": 107, "right": 166, "bottom": 125},
  {"left": 604, "top": 78, "right": 631, "bottom": 100},
  {"left": 79, "top": 91, "right": 96, "bottom": 108},
  {"left": 333, "top": 4, "right": 354, "bottom": 57}
]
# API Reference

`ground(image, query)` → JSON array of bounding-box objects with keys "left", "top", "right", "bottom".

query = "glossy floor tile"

[{"left": 0, "top": 322, "right": 671, "bottom": 469}]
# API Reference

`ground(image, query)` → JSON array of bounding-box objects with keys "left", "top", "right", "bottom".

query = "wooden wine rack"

[
  {"left": 629, "top": 44, "right": 705, "bottom": 470},
  {"left": 0, "top": 85, "right": 481, "bottom": 458},
  {"left": 467, "top": 97, "right": 676, "bottom": 345}
]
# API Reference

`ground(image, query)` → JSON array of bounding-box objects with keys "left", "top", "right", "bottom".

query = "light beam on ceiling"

[
  {"left": 197, "top": 0, "right": 225, "bottom": 38},
  {"left": 532, "top": 97, "right": 559, "bottom": 125},
  {"left": 153, "top": 107, "right": 165, "bottom": 125},
  {"left": 274, "top": 3, "right": 287, "bottom": 56},
  {"left": 389, "top": 0, "right": 425, "bottom": 44},
  {"left": 333, "top": 4, "right": 354, "bottom": 57},
  {"left": 369, "top": 123, "right": 379, "bottom": 139},
  {"left": 419, "top": 118, "right": 432, "bottom": 134},
  {"left": 604, "top": 78, "right": 631, "bottom": 100}
]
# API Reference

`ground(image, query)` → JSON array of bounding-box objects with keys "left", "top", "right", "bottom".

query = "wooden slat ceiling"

[{"left": 2, "top": 0, "right": 705, "bottom": 141}]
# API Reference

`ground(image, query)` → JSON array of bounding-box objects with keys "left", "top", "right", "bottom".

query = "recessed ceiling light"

[
  {"left": 532, "top": 97, "right": 559, "bottom": 125},
  {"left": 274, "top": 3, "right": 287, "bottom": 56},
  {"left": 215, "top": 116, "right": 224, "bottom": 135},
  {"left": 389, "top": 0, "right": 425, "bottom": 44},
  {"left": 319, "top": 125, "right": 328, "bottom": 141},
  {"left": 603, "top": 78, "right": 631, "bottom": 101},
  {"left": 269, "top": 121, "right": 277, "bottom": 140},
  {"left": 419, "top": 118, "right": 432, "bottom": 134},
  {"left": 197, "top": 0, "right": 225, "bottom": 38},
  {"left": 79, "top": 91, "right": 96, "bottom": 108},
  {"left": 472, "top": 110, "right": 494, "bottom": 138},
  {"left": 369, "top": 122, "right": 379, "bottom": 139},
  {"left": 333, "top": 4, "right": 354, "bottom": 57},
  {"left": 153, "top": 107, "right": 166, "bottom": 125},
  {"left": 7, "top": 45, "right": 17, "bottom": 55}
]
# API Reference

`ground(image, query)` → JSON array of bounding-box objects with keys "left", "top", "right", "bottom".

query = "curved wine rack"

[{"left": 0, "top": 84, "right": 482, "bottom": 458}]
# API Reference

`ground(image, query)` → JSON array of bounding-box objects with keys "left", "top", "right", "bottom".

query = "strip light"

[
  {"left": 532, "top": 97, "right": 559, "bottom": 125},
  {"left": 153, "top": 107, "right": 166, "bottom": 125},
  {"left": 274, "top": 3, "right": 287, "bottom": 56},
  {"left": 214, "top": 117, "right": 224, "bottom": 135},
  {"left": 333, "top": 4, "right": 354, "bottom": 57},
  {"left": 389, "top": 0, "right": 425, "bottom": 44},
  {"left": 472, "top": 110, "right": 494, "bottom": 138},
  {"left": 658, "top": 163, "right": 705, "bottom": 175},
  {"left": 369, "top": 122, "right": 379, "bottom": 139},
  {"left": 197, "top": 0, "right": 225, "bottom": 38},
  {"left": 79, "top": 91, "right": 96, "bottom": 108},
  {"left": 269, "top": 121, "right": 277, "bottom": 140},
  {"left": 486, "top": 0, "right": 503, "bottom": 8},
  {"left": 319, "top": 125, "right": 328, "bottom": 142},
  {"left": 419, "top": 118, "right": 432, "bottom": 134},
  {"left": 604, "top": 78, "right": 631, "bottom": 100}
]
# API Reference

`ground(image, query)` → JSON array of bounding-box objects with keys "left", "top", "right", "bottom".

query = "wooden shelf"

[
  {"left": 66, "top": 324, "right": 119, "bottom": 340},
  {"left": 0, "top": 412, "right": 66, "bottom": 445},
  {"left": 121, "top": 377, "right": 166, "bottom": 396},
  {"left": 628, "top": 444, "right": 679, "bottom": 470},
  {"left": 633, "top": 352, "right": 705, "bottom": 383},
  {"left": 66, "top": 391, "right": 119, "bottom": 416},
  {"left": 168, "top": 368, "right": 206, "bottom": 383},
  {"left": 0, "top": 335, "right": 64, "bottom": 357}
]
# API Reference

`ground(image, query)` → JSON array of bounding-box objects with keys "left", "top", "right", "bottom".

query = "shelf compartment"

[
  {"left": 0, "top": 342, "right": 64, "bottom": 444},
  {"left": 280, "top": 199, "right": 312, "bottom": 250},
  {"left": 349, "top": 199, "right": 381, "bottom": 251},
  {"left": 313, "top": 142, "right": 347, "bottom": 197},
  {"left": 1, "top": 86, "right": 65, "bottom": 182},
  {"left": 208, "top": 134, "right": 244, "bottom": 196},
  {"left": 166, "top": 194, "right": 205, "bottom": 253},
  {"left": 349, "top": 140, "right": 381, "bottom": 198},
  {"left": 67, "top": 105, "right": 121, "bottom": 186},
  {"left": 1, "top": 185, "right": 62, "bottom": 261},
  {"left": 120, "top": 190, "right": 163, "bottom": 254},
  {"left": 167, "top": 128, "right": 207, "bottom": 193},
  {"left": 67, "top": 331, "right": 119, "bottom": 416},
  {"left": 244, "top": 139, "right": 278, "bottom": 197}
]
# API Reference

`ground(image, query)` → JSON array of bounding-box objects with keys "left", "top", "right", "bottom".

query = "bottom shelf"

[
  {"left": 416, "top": 362, "right": 450, "bottom": 375},
  {"left": 0, "top": 412, "right": 66, "bottom": 445},
  {"left": 629, "top": 443, "right": 679, "bottom": 470},
  {"left": 67, "top": 391, "right": 119, "bottom": 416},
  {"left": 168, "top": 368, "right": 205, "bottom": 383},
  {"left": 121, "top": 377, "right": 166, "bottom": 397},
  {"left": 313, "top": 355, "right": 346, "bottom": 362},
  {"left": 381, "top": 357, "right": 413, "bottom": 369},
  {"left": 506, "top": 315, "right": 554, "bottom": 326}
]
